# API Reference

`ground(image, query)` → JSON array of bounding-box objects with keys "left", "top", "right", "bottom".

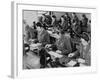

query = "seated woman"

[
  {"left": 56, "top": 30, "right": 72, "bottom": 55},
  {"left": 36, "top": 22, "right": 50, "bottom": 46},
  {"left": 68, "top": 32, "right": 91, "bottom": 66},
  {"left": 28, "top": 26, "right": 37, "bottom": 39},
  {"left": 80, "top": 32, "right": 91, "bottom": 66},
  {"left": 24, "top": 24, "right": 38, "bottom": 44}
]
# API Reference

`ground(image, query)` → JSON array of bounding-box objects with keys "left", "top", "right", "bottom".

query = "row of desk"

[
  {"left": 27, "top": 28, "right": 87, "bottom": 68},
  {"left": 29, "top": 41, "right": 86, "bottom": 67}
]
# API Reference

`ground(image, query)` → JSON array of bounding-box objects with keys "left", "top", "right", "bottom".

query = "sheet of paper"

[
  {"left": 77, "top": 58, "right": 85, "bottom": 63},
  {"left": 67, "top": 60, "right": 77, "bottom": 67},
  {"left": 47, "top": 30, "right": 52, "bottom": 34},
  {"left": 51, "top": 34, "right": 60, "bottom": 39},
  {"left": 48, "top": 51, "right": 63, "bottom": 58},
  {"left": 56, "top": 50, "right": 62, "bottom": 54}
]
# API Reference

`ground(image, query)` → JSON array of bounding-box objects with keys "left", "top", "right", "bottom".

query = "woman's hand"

[{"left": 68, "top": 53, "right": 75, "bottom": 57}]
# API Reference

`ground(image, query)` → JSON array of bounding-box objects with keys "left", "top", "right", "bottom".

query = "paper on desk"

[
  {"left": 48, "top": 28, "right": 52, "bottom": 30},
  {"left": 52, "top": 34, "right": 60, "bottom": 39},
  {"left": 48, "top": 51, "right": 63, "bottom": 58},
  {"left": 67, "top": 60, "right": 77, "bottom": 67},
  {"left": 47, "top": 31, "right": 52, "bottom": 34},
  {"left": 56, "top": 50, "right": 62, "bottom": 54},
  {"left": 77, "top": 58, "right": 85, "bottom": 63},
  {"left": 30, "top": 43, "right": 41, "bottom": 50}
]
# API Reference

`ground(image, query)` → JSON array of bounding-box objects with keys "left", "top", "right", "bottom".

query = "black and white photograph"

[{"left": 23, "top": 10, "right": 91, "bottom": 69}]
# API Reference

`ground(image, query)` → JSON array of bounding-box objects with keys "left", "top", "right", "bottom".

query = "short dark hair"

[
  {"left": 89, "top": 20, "right": 91, "bottom": 23},
  {"left": 81, "top": 32, "right": 89, "bottom": 42},
  {"left": 36, "top": 22, "right": 46, "bottom": 30},
  {"left": 65, "top": 12, "right": 69, "bottom": 16},
  {"left": 39, "top": 48, "right": 46, "bottom": 56},
  {"left": 33, "top": 21, "right": 35, "bottom": 24},
  {"left": 42, "top": 14, "right": 45, "bottom": 16},
  {"left": 52, "top": 15, "right": 56, "bottom": 18},
  {"left": 72, "top": 12, "right": 76, "bottom": 15},
  {"left": 82, "top": 14, "right": 86, "bottom": 17},
  {"left": 61, "top": 15, "right": 65, "bottom": 18},
  {"left": 36, "top": 22, "right": 42, "bottom": 27},
  {"left": 51, "top": 44, "right": 57, "bottom": 51},
  {"left": 60, "top": 30, "right": 65, "bottom": 35}
]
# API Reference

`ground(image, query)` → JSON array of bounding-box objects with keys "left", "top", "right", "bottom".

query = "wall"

[{"left": 23, "top": 10, "right": 38, "bottom": 26}]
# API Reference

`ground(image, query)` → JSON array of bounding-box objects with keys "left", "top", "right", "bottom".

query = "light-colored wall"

[{"left": 23, "top": 10, "right": 38, "bottom": 26}]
